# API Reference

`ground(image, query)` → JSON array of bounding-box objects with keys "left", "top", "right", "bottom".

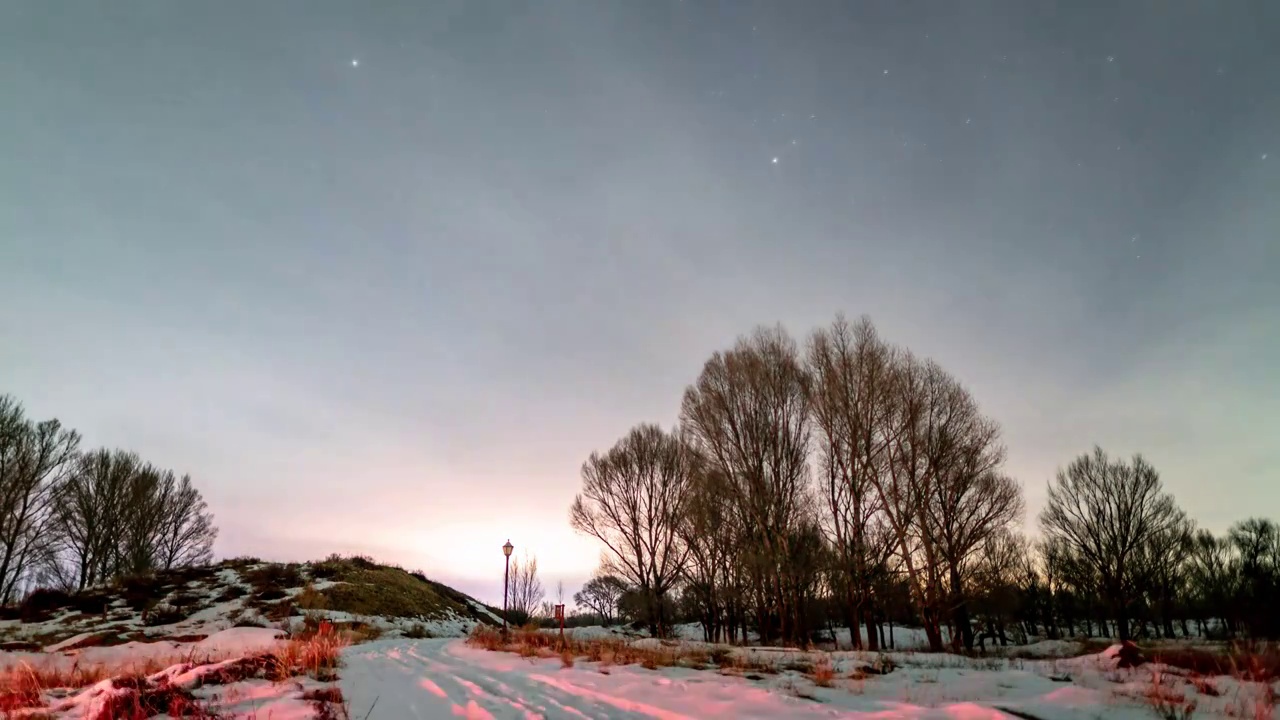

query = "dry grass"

[
  {"left": 1141, "top": 669, "right": 1198, "bottom": 720},
  {"left": 809, "top": 657, "right": 835, "bottom": 687},
  {"left": 302, "top": 686, "right": 351, "bottom": 720},
  {"left": 1189, "top": 673, "right": 1220, "bottom": 697},
  {"left": 466, "top": 625, "right": 784, "bottom": 678},
  {"left": 1222, "top": 681, "right": 1277, "bottom": 720},
  {"left": 0, "top": 621, "right": 350, "bottom": 717}
]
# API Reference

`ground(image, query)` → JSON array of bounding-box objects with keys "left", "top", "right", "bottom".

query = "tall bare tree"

[
  {"left": 0, "top": 396, "right": 81, "bottom": 601},
  {"left": 916, "top": 367, "right": 1023, "bottom": 651},
  {"left": 681, "top": 325, "right": 814, "bottom": 644},
  {"left": 1039, "top": 446, "right": 1182, "bottom": 641},
  {"left": 570, "top": 423, "right": 696, "bottom": 637},
  {"left": 806, "top": 315, "right": 897, "bottom": 649},
  {"left": 678, "top": 464, "right": 744, "bottom": 642},
  {"left": 865, "top": 352, "right": 950, "bottom": 650},
  {"left": 507, "top": 552, "right": 544, "bottom": 624},
  {"left": 153, "top": 473, "right": 217, "bottom": 570},
  {"left": 50, "top": 448, "right": 144, "bottom": 589}
]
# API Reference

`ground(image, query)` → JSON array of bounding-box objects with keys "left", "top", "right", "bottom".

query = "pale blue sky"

[{"left": 2, "top": 1, "right": 1277, "bottom": 603}]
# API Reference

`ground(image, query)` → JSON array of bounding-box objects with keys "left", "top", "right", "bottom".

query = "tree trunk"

[
  {"left": 865, "top": 609, "right": 880, "bottom": 651},
  {"left": 949, "top": 565, "right": 974, "bottom": 651}
]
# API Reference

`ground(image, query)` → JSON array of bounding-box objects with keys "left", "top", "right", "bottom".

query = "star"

[
  {"left": 351, "top": 58, "right": 359, "bottom": 68},
  {"left": 883, "top": 69, "right": 889, "bottom": 75},
  {"left": 1106, "top": 55, "right": 1115, "bottom": 63},
  {"left": 1263, "top": 153, "right": 1269, "bottom": 160},
  {"left": 771, "top": 157, "right": 779, "bottom": 164}
]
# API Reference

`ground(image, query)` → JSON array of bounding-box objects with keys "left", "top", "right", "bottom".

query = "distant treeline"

[
  {"left": 568, "top": 314, "right": 1280, "bottom": 649},
  {"left": 0, "top": 394, "right": 217, "bottom": 603}
]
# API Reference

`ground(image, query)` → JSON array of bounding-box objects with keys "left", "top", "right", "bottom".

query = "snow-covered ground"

[
  {"left": 339, "top": 637, "right": 1278, "bottom": 719},
  {"left": 4, "top": 627, "right": 1275, "bottom": 717}
]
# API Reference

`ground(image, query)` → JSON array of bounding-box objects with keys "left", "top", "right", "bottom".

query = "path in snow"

[{"left": 339, "top": 639, "right": 914, "bottom": 720}]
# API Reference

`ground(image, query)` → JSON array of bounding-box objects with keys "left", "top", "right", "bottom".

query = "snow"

[
  {"left": 5, "top": 628, "right": 1276, "bottom": 718},
  {"left": 336, "top": 638, "right": 1273, "bottom": 719},
  {"left": 43, "top": 631, "right": 102, "bottom": 653}
]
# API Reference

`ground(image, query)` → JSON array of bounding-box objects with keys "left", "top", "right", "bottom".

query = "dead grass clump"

[
  {"left": 467, "top": 624, "right": 504, "bottom": 651},
  {"left": 274, "top": 620, "right": 347, "bottom": 681},
  {"left": 86, "top": 678, "right": 214, "bottom": 720},
  {"left": 242, "top": 563, "right": 306, "bottom": 595},
  {"left": 1141, "top": 670, "right": 1198, "bottom": 720},
  {"left": 561, "top": 649, "right": 576, "bottom": 668},
  {"left": 303, "top": 686, "right": 351, "bottom": 720},
  {"left": 1152, "top": 642, "right": 1280, "bottom": 684},
  {"left": 1189, "top": 673, "right": 1220, "bottom": 697},
  {"left": 783, "top": 660, "right": 815, "bottom": 674},
  {"left": 216, "top": 584, "right": 248, "bottom": 602},
  {"left": 0, "top": 661, "right": 110, "bottom": 698},
  {"left": 144, "top": 602, "right": 191, "bottom": 627},
  {"left": 295, "top": 583, "right": 328, "bottom": 611},
  {"left": 116, "top": 574, "right": 166, "bottom": 611},
  {"left": 1221, "top": 682, "right": 1277, "bottom": 720},
  {"left": 403, "top": 622, "right": 434, "bottom": 639},
  {"left": 809, "top": 658, "right": 835, "bottom": 687},
  {"left": 0, "top": 664, "right": 47, "bottom": 713}
]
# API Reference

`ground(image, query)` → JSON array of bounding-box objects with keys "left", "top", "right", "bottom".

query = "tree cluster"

[
  {"left": 568, "top": 314, "right": 1278, "bottom": 650},
  {"left": 0, "top": 394, "right": 218, "bottom": 602}
]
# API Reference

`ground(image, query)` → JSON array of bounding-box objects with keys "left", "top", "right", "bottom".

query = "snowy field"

[
  {"left": 339, "top": 637, "right": 1277, "bottom": 719},
  {"left": 2, "top": 626, "right": 1277, "bottom": 717}
]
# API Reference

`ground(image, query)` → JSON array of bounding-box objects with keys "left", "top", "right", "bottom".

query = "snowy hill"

[{"left": 0, "top": 555, "right": 501, "bottom": 652}]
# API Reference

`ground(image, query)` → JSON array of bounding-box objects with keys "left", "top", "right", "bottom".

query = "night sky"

[{"left": 2, "top": 1, "right": 1277, "bottom": 602}]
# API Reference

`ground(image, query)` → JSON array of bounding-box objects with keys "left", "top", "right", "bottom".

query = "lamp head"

[{"left": 503, "top": 540, "right": 514, "bottom": 557}]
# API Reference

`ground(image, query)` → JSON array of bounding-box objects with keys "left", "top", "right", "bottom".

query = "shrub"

[
  {"left": 19, "top": 588, "right": 73, "bottom": 621},
  {"left": 216, "top": 584, "right": 248, "bottom": 602},
  {"left": 810, "top": 658, "right": 835, "bottom": 687},
  {"left": 243, "top": 564, "right": 305, "bottom": 595},
  {"left": 404, "top": 622, "right": 434, "bottom": 639},
  {"left": 143, "top": 603, "right": 189, "bottom": 627},
  {"left": 1143, "top": 670, "right": 1197, "bottom": 720}
]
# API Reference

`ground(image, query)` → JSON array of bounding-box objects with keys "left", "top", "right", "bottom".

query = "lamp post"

[{"left": 502, "top": 540, "right": 514, "bottom": 638}]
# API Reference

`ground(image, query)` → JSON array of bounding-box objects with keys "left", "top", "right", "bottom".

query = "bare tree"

[
  {"left": 1132, "top": 509, "right": 1194, "bottom": 638},
  {"left": 1039, "top": 446, "right": 1182, "bottom": 641},
  {"left": 574, "top": 573, "right": 627, "bottom": 626},
  {"left": 916, "top": 367, "right": 1023, "bottom": 651},
  {"left": 681, "top": 325, "right": 814, "bottom": 644},
  {"left": 570, "top": 423, "right": 696, "bottom": 637},
  {"left": 153, "top": 473, "right": 217, "bottom": 570},
  {"left": 507, "top": 552, "right": 544, "bottom": 625},
  {"left": 1184, "top": 529, "right": 1236, "bottom": 637},
  {"left": 863, "top": 352, "right": 949, "bottom": 650},
  {"left": 0, "top": 396, "right": 81, "bottom": 601},
  {"left": 49, "top": 448, "right": 144, "bottom": 589},
  {"left": 678, "top": 464, "right": 744, "bottom": 643},
  {"left": 806, "top": 315, "right": 898, "bottom": 649}
]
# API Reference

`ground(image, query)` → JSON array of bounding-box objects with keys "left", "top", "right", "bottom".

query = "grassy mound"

[
  {"left": 307, "top": 556, "right": 482, "bottom": 622},
  {"left": 0, "top": 555, "right": 499, "bottom": 649}
]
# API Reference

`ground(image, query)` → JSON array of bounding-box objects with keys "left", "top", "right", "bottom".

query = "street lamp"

[{"left": 502, "top": 540, "right": 514, "bottom": 637}]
